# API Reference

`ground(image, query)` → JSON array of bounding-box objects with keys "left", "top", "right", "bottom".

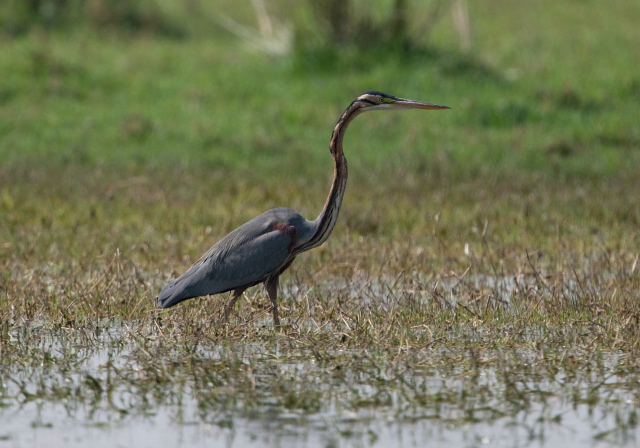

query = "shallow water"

[
  {"left": 2, "top": 389, "right": 638, "bottom": 448},
  {"left": 0, "top": 405, "right": 638, "bottom": 448},
  {"left": 1, "top": 322, "right": 638, "bottom": 448}
]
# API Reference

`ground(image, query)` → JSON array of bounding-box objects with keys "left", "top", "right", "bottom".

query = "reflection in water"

[
  {"left": 1, "top": 319, "right": 638, "bottom": 448},
  {"left": 5, "top": 400, "right": 637, "bottom": 448}
]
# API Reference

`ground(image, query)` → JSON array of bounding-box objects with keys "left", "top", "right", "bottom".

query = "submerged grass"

[{"left": 1, "top": 163, "right": 639, "bottom": 441}]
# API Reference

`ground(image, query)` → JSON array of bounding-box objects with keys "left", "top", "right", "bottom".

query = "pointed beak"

[{"left": 392, "top": 99, "right": 450, "bottom": 110}]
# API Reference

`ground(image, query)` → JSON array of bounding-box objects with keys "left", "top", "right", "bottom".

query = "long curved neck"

[{"left": 294, "top": 100, "right": 364, "bottom": 253}]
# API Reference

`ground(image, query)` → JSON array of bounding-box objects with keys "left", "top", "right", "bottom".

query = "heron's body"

[
  {"left": 158, "top": 92, "right": 449, "bottom": 325},
  {"left": 158, "top": 208, "right": 312, "bottom": 307}
]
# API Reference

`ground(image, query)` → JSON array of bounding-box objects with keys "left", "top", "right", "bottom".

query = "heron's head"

[{"left": 356, "top": 91, "right": 450, "bottom": 111}]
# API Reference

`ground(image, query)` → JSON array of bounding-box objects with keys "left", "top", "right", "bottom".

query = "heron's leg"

[
  {"left": 223, "top": 287, "right": 247, "bottom": 323},
  {"left": 265, "top": 276, "right": 281, "bottom": 327}
]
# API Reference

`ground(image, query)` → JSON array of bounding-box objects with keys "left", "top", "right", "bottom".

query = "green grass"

[
  {"left": 1, "top": 1, "right": 640, "bottom": 444},
  {"left": 1, "top": 2, "right": 639, "bottom": 175}
]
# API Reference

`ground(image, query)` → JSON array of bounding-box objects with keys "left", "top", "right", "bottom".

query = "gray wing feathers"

[{"left": 158, "top": 210, "right": 301, "bottom": 308}]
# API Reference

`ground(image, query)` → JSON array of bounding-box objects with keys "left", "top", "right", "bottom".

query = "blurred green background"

[
  {"left": 1, "top": 0, "right": 638, "bottom": 176},
  {"left": 0, "top": 0, "right": 639, "bottom": 267}
]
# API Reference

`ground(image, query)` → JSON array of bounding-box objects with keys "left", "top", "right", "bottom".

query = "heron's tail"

[{"left": 157, "top": 279, "right": 193, "bottom": 308}]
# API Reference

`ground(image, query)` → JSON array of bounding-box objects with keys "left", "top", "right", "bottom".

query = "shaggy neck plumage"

[{"left": 294, "top": 100, "right": 364, "bottom": 253}]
